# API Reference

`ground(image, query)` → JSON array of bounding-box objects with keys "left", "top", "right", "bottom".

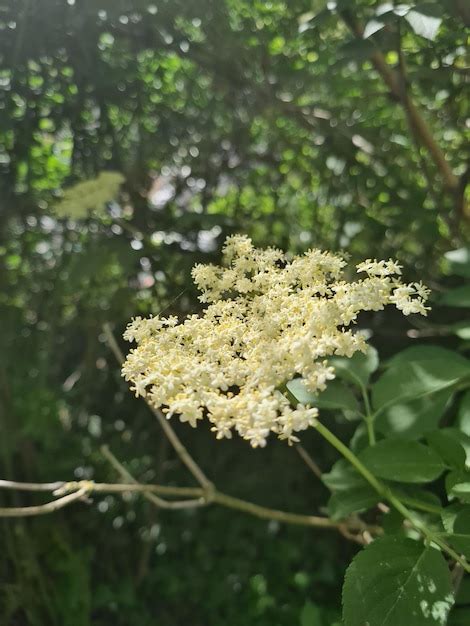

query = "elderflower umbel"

[{"left": 122, "top": 235, "right": 430, "bottom": 447}]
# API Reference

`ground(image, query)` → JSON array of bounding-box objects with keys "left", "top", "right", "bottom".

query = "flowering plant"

[{"left": 120, "top": 236, "right": 470, "bottom": 626}]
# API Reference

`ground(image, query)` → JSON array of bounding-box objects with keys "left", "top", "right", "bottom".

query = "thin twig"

[
  {"left": 295, "top": 444, "right": 323, "bottom": 479},
  {"left": 101, "top": 445, "right": 206, "bottom": 510},
  {"left": 102, "top": 322, "right": 125, "bottom": 363},
  {"left": 0, "top": 479, "right": 66, "bottom": 492},
  {"left": 0, "top": 474, "right": 382, "bottom": 536},
  {"left": 0, "top": 478, "right": 201, "bottom": 498},
  {"left": 0, "top": 487, "right": 88, "bottom": 518}
]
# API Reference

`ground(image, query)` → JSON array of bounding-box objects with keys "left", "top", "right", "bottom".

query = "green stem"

[
  {"left": 361, "top": 385, "right": 376, "bottom": 446},
  {"left": 314, "top": 420, "right": 470, "bottom": 573},
  {"left": 315, "top": 421, "right": 383, "bottom": 494}
]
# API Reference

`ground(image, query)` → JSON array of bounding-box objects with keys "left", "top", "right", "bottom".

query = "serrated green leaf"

[
  {"left": 358, "top": 439, "right": 446, "bottom": 483},
  {"left": 439, "top": 286, "right": 470, "bottom": 308},
  {"left": 286, "top": 378, "right": 359, "bottom": 412},
  {"left": 375, "top": 388, "right": 452, "bottom": 440},
  {"left": 329, "top": 346, "right": 379, "bottom": 389},
  {"left": 328, "top": 487, "right": 380, "bottom": 521},
  {"left": 342, "top": 536, "right": 454, "bottom": 626},
  {"left": 427, "top": 430, "right": 467, "bottom": 470}
]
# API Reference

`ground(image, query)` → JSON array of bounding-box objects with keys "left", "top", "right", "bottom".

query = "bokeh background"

[{"left": 0, "top": 1, "right": 468, "bottom": 624}]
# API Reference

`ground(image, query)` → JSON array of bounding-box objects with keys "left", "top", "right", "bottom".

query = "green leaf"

[
  {"left": 392, "top": 486, "right": 442, "bottom": 512},
  {"left": 328, "top": 487, "right": 380, "bottom": 521},
  {"left": 441, "top": 504, "right": 464, "bottom": 533},
  {"left": 455, "top": 577, "right": 470, "bottom": 605},
  {"left": 427, "top": 430, "right": 467, "bottom": 470},
  {"left": 441, "top": 428, "right": 470, "bottom": 469},
  {"left": 358, "top": 439, "right": 446, "bottom": 483},
  {"left": 375, "top": 388, "right": 452, "bottom": 440},
  {"left": 300, "top": 600, "right": 323, "bottom": 626},
  {"left": 342, "top": 536, "right": 454, "bottom": 626},
  {"left": 441, "top": 507, "right": 470, "bottom": 558},
  {"left": 386, "top": 346, "right": 470, "bottom": 369},
  {"left": 330, "top": 346, "right": 379, "bottom": 389},
  {"left": 444, "top": 247, "right": 470, "bottom": 278},
  {"left": 450, "top": 322, "right": 470, "bottom": 340},
  {"left": 363, "top": 19, "right": 386, "bottom": 39},
  {"left": 405, "top": 8, "right": 442, "bottom": 40},
  {"left": 286, "top": 379, "right": 359, "bottom": 412},
  {"left": 454, "top": 507, "right": 470, "bottom": 534},
  {"left": 322, "top": 459, "right": 366, "bottom": 491},
  {"left": 339, "top": 39, "right": 376, "bottom": 61},
  {"left": 54, "top": 171, "right": 125, "bottom": 219},
  {"left": 349, "top": 423, "right": 369, "bottom": 454},
  {"left": 446, "top": 470, "right": 470, "bottom": 503},
  {"left": 439, "top": 286, "right": 470, "bottom": 308},
  {"left": 457, "top": 391, "right": 470, "bottom": 436},
  {"left": 371, "top": 353, "right": 470, "bottom": 411}
]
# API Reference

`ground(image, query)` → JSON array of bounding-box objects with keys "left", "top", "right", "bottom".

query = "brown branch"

[
  {"left": 339, "top": 10, "right": 460, "bottom": 195},
  {"left": 0, "top": 474, "right": 382, "bottom": 536},
  {"left": 0, "top": 487, "right": 88, "bottom": 518},
  {"left": 101, "top": 445, "right": 206, "bottom": 510},
  {"left": 295, "top": 444, "right": 323, "bottom": 479}
]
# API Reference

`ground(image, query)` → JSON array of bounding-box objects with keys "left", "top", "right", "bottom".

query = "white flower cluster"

[{"left": 122, "top": 235, "right": 429, "bottom": 447}]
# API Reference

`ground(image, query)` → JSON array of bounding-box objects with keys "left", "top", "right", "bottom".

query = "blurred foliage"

[{"left": 0, "top": 0, "right": 468, "bottom": 624}]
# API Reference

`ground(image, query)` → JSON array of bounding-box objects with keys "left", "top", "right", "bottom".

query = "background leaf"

[{"left": 439, "top": 286, "right": 470, "bottom": 308}]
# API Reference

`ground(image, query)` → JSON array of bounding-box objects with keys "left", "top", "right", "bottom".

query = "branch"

[
  {"left": 338, "top": 10, "right": 460, "bottom": 195},
  {"left": 295, "top": 444, "right": 323, "bottom": 479},
  {"left": 0, "top": 487, "right": 88, "bottom": 518},
  {"left": 0, "top": 473, "right": 382, "bottom": 537},
  {"left": 101, "top": 445, "right": 206, "bottom": 510}
]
